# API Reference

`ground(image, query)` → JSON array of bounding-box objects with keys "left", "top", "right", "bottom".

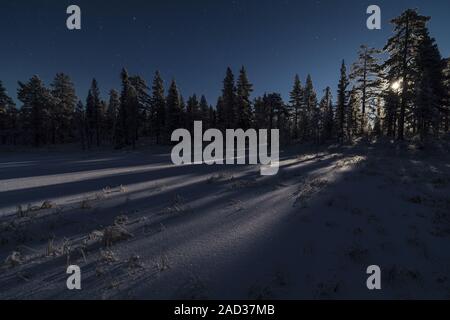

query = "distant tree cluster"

[{"left": 0, "top": 9, "right": 449, "bottom": 149}]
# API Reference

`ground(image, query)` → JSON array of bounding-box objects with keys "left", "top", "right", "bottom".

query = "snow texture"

[{"left": 0, "top": 141, "right": 450, "bottom": 299}]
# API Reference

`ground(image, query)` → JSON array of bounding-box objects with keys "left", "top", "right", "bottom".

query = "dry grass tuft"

[
  {"left": 100, "top": 249, "right": 118, "bottom": 263},
  {"left": 40, "top": 200, "right": 54, "bottom": 210},
  {"left": 4, "top": 251, "right": 22, "bottom": 268},
  {"left": 102, "top": 225, "right": 134, "bottom": 248}
]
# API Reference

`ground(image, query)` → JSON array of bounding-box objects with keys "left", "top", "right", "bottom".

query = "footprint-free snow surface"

[{"left": 1, "top": 141, "right": 450, "bottom": 299}]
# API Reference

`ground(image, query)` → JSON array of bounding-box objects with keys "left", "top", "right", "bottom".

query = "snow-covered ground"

[{"left": 1, "top": 140, "right": 450, "bottom": 299}]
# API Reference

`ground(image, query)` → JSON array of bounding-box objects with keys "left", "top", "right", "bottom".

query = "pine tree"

[
  {"left": 350, "top": 45, "right": 381, "bottom": 134},
  {"left": 106, "top": 90, "right": 120, "bottom": 144},
  {"left": 383, "top": 9, "right": 430, "bottom": 140},
  {"left": 443, "top": 59, "right": 450, "bottom": 133},
  {"left": 222, "top": 67, "right": 237, "bottom": 129},
  {"left": 166, "top": 79, "right": 183, "bottom": 139},
  {"left": 208, "top": 105, "right": 217, "bottom": 128},
  {"left": 179, "top": 95, "right": 186, "bottom": 127},
  {"left": 85, "top": 90, "right": 94, "bottom": 148},
  {"left": 117, "top": 69, "right": 139, "bottom": 148},
  {"left": 85, "top": 79, "right": 103, "bottom": 147},
  {"left": 216, "top": 96, "right": 226, "bottom": 130},
  {"left": 274, "top": 93, "right": 289, "bottom": 142},
  {"left": 130, "top": 75, "right": 151, "bottom": 139},
  {"left": 186, "top": 94, "right": 200, "bottom": 132},
  {"left": 336, "top": 61, "right": 349, "bottom": 142},
  {"left": 199, "top": 95, "right": 210, "bottom": 128},
  {"left": 74, "top": 100, "right": 87, "bottom": 150},
  {"left": 150, "top": 71, "right": 166, "bottom": 144},
  {"left": 236, "top": 66, "right": 253, "bottom": 129},
  {"left": 254, "top": 96, "right": 268, "bottom": 130},
  {"left": 415, "top": 30, "right": 446, "bottom": 140},
  {"left": 50, "top": 73, "right": 77, "bottom": 144},
  {"left": 259, "top": 93, "right": 288, "bottom": 144},
  {"left": 289, "top": 74, "right": 304, "bottom": 140},
  {"left": 0, "top": 81, "right": 16, "bottom": 144},
  {"left": 310, "top": 102, "right": 321, "bottom": 144},
  {"left": 346, "top": 87, "right": 360, "bottom": 140},
  {"left": 319, "top": 87, "right": 333, "bottom": 142},
  {"left": 383, "top": 90, "right": 400, "bottom": 138},
  {"left": 17, "top": 76, "right": 53, "bottom": 146},
  {"left": 303, "top": 74, "right": 318, "bottom": 140}
]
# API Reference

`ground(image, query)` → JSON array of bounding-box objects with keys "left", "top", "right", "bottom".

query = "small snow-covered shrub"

[
  {"left": 40, "top": 200, "right": 54, "bottom": 210},
  {"left": 102, "top": 225, "right": 133, "bottom": 247},
  {"left": 127, "top": 254, "right": 144, "bottom": 270},
  {"left": 100, "top": 249, "right": 118, "bottom": 263},
  {"left": 4, "top": 251, "right": 22, "bottom": 268},
  {"left": 165, "top": 194, "right": 191, "bottom": 214},
  {"left": 114, "top": 214, "right": 129, "bottom": 226},
  {"left": 155, "top": 254, "right": 170, "bottom": 272}
]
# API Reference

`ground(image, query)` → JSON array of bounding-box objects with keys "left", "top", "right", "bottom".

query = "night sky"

[{"left": 1, "top": 0, "right": 449, "bottom": 105}]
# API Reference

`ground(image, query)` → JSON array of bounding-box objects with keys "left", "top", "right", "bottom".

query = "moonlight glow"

[{"left": 391, "top": 80, "right": 402, "bottom": 91}]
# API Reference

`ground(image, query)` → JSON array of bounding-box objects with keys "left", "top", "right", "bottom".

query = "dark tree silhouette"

[
  {"left": 383, "top": 9, "right": 430, "bottom": 140},
  {"left": 336, "top": 61, "right": 349, "bottom": 142},
  {"left": 289, "top": 74, "right": 304, "bottom": 140},
  {"left": 236, "top": 66, "right": 253, "bottom": 130},
  {"left": 2, "top": 9, "right": 449, "bottom": 150}
]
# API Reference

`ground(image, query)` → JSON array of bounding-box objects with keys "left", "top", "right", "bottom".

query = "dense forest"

[{"left": 0, "top": 9, "right": 449, "bottom": 150}]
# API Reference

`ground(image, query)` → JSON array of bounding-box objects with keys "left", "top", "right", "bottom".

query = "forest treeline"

[{"left": 0, "top": 9, "right": 449, "bottom": 149}]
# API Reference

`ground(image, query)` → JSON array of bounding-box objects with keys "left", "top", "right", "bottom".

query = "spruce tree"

[
  {"left": 336, "top": 61, "right": 349, "bottom": 142},
  {"left": 17, "top": 76, "right": 53, "bottom": 146},
  {"left": 254, "top": 96, "right": 268, "bottom": 130},
  {"left": 262, "top": 93, "right": 287, "bottom": 144},
  {"left": 117, "top": 69, "right": 139, "bottom": 148},
  {"left": 443, "top": 59, "right": 450, "bottom": 133},
  {"left": 319, "top": 87, "right": 333, "bottom": 142},
  {"left": 130, "top": 75, "right": 151, "bottom": 139},
  {"left": 415, "top": 30, "right": 446, "bottom": 140},
  {"left": 222, "top": 67, "right": 237, "bottom": 129},
  {"left": 150, "top": 71, "right": 166, "bottom": 144},
  {"left": 289, "top": 74, "right": 304, "bottom": 140},
  {"left": 236, "top": 66, "right": 253, "bottom": 129},
  {"left": 166, "top": 80, "right": 183, "bottom": 139},
  {"left": 208, "top": 105, "right": 217, "bottom": 128},
  {"left": 179, "top": 95, "right": 186, "bottom": 127},
  {"left": 85, "top": 79, "right": 103, "bottom": 147},
  {"left": 50, "top": 73, "right": 77, "bottom": 144},
  {"left": 303, "top": 74, "right": 318, "bottom": 140},
  {"left": 106, "top": 90, "right": 120, "bottom": 144},
  {"left": 0, "top": 81, "right": 16, "bottom": 144},
  {"left": 263, "top": 93, "right": 283, "bottom": 130},
  {"left": 186, "top": 94, "right": 200, "bottom": 132},
  {"left": 346, "top": 87, "right": 360, "bottom": 140},
  {"left": 216, "top": 96, "right": 226, "bottom": 131},
  {"left": 199, "top": 95, "right": 210, "bottom": 128},
  {"left": 74, "top": 100, "right": 87, "bottom": 150}
]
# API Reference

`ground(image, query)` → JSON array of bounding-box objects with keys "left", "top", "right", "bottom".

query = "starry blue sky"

[{"left": 0, "top": 0, "right": 449, "bottom": 105}]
